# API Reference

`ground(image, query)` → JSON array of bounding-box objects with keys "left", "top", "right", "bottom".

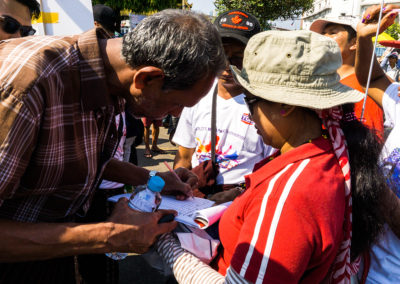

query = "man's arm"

[
  {"left": 0, "top": 199, "right": 177, "bottom": 262},
  {"left": 173, "top": 146, "right": 195, "bottom": 170},
  {"left": 103, "top": 158, "right": 197, "bottom": 198},
  {"left": 355, "top": 4, "right": 399, "bottom": 107},
  {"left": 380, "top": 54, "right": 389, "bottom": 69}
]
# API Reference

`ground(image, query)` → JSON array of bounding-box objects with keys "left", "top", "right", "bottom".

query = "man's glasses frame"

[
  {"left": 244, "top": 96, "right": 264, "bottom": 116},
  {"left": 0, "top": 15, "right": 36, "bottom": 37}
]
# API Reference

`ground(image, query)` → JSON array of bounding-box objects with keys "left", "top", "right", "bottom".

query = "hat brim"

[
  {"left": 230, "top": 65, "right": 364, "bottom": 109},
  {"left": 309, "top": 20, "right": 328, "bottom": 34},
  {"left": 310, "top": 19, "right": 356, "bottom": 34},
  {"left": 220, "top": 32, "right": 249, "bottom": 45}
]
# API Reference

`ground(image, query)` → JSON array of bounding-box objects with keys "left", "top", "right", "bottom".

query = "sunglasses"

[
  {"left": 0, "top": 15, "right": 36, "bottom": 37},
  {"left": 227, "top": 56, "right": 243, "bottom": 69},
  {"left": 244, "top": 96, "right": 264, "bottom": 116}
]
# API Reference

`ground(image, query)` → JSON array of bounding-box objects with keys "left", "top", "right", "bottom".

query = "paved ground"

[
  {"left": 119, "top": 126, "right": 178, "bottom": 284},
  {"left": 136, "top": 126, "right": 177, "bottom": 172}
]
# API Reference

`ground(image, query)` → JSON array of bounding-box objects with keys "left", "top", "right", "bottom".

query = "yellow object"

[
  {"left": 372, "top": 32, "right": 395, "bottom": 42},
  {"left": 32, "top": 12, "right": 59, "bottom": 24}
]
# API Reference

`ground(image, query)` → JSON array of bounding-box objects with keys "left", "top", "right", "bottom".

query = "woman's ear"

[
  {"left": 133, "top": 67, "right": 164, "bottom": 90},
  {"left": 280, "top": 104, "right": 296, "bottom": 117}
]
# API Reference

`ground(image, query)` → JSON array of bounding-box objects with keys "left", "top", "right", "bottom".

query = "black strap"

[{"left": 210, "top": 84, "right": 218, "bottom": 163}]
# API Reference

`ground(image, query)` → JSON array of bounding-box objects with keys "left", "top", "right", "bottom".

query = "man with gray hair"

[{"left": 0, "top": 9, "right": 225, "bottom": 283}]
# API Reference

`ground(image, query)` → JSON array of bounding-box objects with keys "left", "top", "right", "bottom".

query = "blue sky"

[{"left": 191, "top": 0, "right": 216, "bottom": 16}]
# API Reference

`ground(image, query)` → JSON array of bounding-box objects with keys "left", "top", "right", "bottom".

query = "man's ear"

[
  {"left": 133, "top": 67, "right": 164, "bottom": 90},
  {"left": 349, "top": 37, "right": 357, "bottom": 51}
]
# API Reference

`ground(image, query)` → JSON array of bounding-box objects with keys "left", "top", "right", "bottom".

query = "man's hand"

[
  {"left": 106, "top": 198, "right": 177, "bottom": 254},
  {"left": 158, "top": 167, "right": 198, "bottom": 200}
]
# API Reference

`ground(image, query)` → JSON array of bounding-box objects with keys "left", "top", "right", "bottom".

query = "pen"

[
  {"left": 163, "top": 161, "right": 181, "bottom": 180},
  {"left": 163, "top": 161, "right": 194, "bottom": 198}
]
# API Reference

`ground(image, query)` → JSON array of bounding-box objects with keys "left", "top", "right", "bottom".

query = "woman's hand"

[{"left": 357, "top": 4, "right": 400, "bottom": 39}]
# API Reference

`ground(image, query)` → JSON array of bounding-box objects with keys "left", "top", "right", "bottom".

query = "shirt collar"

[
  {"left": 77, "top": 28, "right": 114, "bottom": 111},
  {"left": 245, "top": 136, "right": 333, "bottom": 190}
]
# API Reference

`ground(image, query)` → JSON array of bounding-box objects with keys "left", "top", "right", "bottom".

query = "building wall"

[{"left": 302, "top": 0, "right": 400, "bottom": 30}]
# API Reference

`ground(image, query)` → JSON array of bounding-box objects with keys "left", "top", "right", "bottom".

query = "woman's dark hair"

[{"left": 340, "top": 104, "right": 387, "bottom": 260}]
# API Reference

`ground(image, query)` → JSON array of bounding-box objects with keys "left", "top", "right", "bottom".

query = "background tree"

[
  {"left": 386, "top": 23, "right": 400, "bottom": 40},
  {"left": 214, "top": 0, "right": 314, "bottom": 30}
]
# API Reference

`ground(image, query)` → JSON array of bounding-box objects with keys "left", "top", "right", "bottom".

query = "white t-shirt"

[
  {"left": 173, "top": 83, "right": 274, "bottom": 185},
  {"left": 99, "top": 113, "right": 126, "bottom": 189},
  {"left": 366, "top": 83, "right": 400, "bottom": 283}
]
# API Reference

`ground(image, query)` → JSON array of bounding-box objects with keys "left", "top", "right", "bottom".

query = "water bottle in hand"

[
  {"left": 106, "top": 175, "right": 165, "bottom": 260},
  {"left": 128, "top": 175, "right": 164, "bottom": 212}
]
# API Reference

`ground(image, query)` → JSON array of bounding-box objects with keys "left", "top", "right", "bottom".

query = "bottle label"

[{"left": 129, "top": 189, "right": 156, "bottom": 212}]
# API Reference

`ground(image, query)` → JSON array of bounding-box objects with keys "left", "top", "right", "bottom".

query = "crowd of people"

[{"left": 0, "top": 1, "right": 400, "bottom": 284}]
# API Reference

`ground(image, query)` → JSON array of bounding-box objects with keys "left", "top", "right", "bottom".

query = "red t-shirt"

[
  {"left": 216, "top": 137, "right": 345, "bottom": 283},
  {"left": 340, "top": 73, "right": 384, "bottom": 139}
]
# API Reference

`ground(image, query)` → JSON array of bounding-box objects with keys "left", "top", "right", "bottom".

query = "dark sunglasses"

[
  {"left": 227, "top": 55, "right": 243, "bottom": 69},
  {"left": 244, "top": 96, "right": 264, "bottom": 115},
  {"left": 0, "top": 15, "right": 36, "bottom": 37}
]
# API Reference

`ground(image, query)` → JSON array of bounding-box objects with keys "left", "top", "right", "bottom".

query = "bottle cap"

[{"left": 147, "top": 175, "right": 165, "bottom": 192}]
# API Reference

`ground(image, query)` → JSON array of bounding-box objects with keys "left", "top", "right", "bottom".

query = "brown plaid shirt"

[{"left": 0, "top": 29, "right": 124, "bottom": 222}]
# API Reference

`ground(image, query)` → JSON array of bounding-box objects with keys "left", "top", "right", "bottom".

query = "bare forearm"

[
  {"left": 0, "top": 219, "right": 112, "bottom": 262},
  {"left": 173, "top": 155, "right": 192, "bottom": 170},
  {"left": 102, "top": 158, "right": 150, "bottom": 185},
  {"left": 355, "top": 37, "right": 388, "bottom": 107},
  {"left": 355, "top": 37, "right": 386, "bottom": 86},
  {"left": 173, "top": 147, "right": 195, "bottom": 170},
  {"left": 355, "top": 5, "right": 399, "bottom": 107}
]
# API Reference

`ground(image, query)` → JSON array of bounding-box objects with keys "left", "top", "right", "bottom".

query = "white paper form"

[
  {"left": 194, "top": 201, "right": 232, "bottom": 229},
  {"left": 107, "top": 194, "right": 215, "bottom": 227}
]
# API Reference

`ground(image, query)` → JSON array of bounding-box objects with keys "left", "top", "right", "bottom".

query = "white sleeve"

[
  {"left": 172, "top": 106, "right": 197, "bottom": 148},
  {"left": 382, "top": 83, "right": 400, "bottom": 128},
  {"left": 262, "top": 144, "right": 276, "bottom": 159},
  {"left": 156, "top": 233, "right": 251, "bottom": 284}
]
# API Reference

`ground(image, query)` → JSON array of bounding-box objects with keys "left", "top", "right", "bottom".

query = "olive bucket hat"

[{"left": 230, "top": 30, "right": 363, "bottom": 109}]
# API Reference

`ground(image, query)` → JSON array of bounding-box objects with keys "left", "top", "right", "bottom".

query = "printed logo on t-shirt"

[
  {"left": 195, "top": 136, "right": 239, "bottom": 170},
  {"left": 381, "top": 147, "right": 400, "bottom": 197},
  {"left": 241, "top": 113, "right": 254, "bottom": 125}
]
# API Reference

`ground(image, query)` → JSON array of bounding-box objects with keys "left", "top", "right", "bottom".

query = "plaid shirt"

[{"left": 0, "top": 29, "right": 124, "bottom": 222}]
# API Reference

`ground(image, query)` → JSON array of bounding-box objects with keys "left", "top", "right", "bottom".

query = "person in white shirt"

[
  {"left": 173, "top": 10, "right": 274, "bottom": 202},
  {"left": 380, "top": 51, "right": 400, "bottom": 82}
]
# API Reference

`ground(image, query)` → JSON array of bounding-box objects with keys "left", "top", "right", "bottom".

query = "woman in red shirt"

[{"left": 156, "top": 30, "right": 387, "bottom": 283}]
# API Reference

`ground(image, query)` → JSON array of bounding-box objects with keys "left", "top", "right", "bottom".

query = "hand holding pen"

[{"left": 158, "top": 161, "right": 196, "bottom": 200}]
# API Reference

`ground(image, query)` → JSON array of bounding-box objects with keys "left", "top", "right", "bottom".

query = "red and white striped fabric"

[{"left": 315, "top": 107, "right": 359, "bottom": 283}]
